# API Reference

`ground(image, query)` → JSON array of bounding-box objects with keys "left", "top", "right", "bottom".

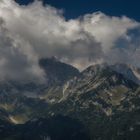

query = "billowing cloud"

[
  {"left": 0, "top": 18, "right": 45, "bottom": 82},
  {"left": 0, "top": 0, "right": 139, "bottom": 82},
  {"left": 81, "top": 12, "right": 139, "bottom": 52}
]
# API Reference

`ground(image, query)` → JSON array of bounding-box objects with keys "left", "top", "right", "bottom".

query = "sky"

[
  {"left": 0, "top": 0, "right": 140, "bottom": 82},
  {"left": 15, "top": 0, "right": 140, "bottom": 21}
]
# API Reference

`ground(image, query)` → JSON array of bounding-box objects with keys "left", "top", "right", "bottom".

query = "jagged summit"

[
  {"left": 39, "top": 58, "right": 80, "bottom": 85},
  {"left": 82, "top": 62, "right": 140, "bottom": 85}
]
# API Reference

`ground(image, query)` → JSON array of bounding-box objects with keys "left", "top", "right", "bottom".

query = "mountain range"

[{"left": 0, "top": 58, "right": 140, "bottom": 140}]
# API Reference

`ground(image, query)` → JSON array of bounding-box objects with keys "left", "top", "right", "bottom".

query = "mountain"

[
  {"left": 50, "top": 63, "right": 137, "bottom": 110},
  {"left": 39, "top": 57, "right": 80, "bottom": 86},
  {"left": 0, "top": 60, "right": 140, "bottom": 140},
  {"left": 45, "top": 63, "right": 140, "bottom": 139},
  {"left": 60, "top": 64, "right": 138, "bottom": 104},
  {"left": 38, "top": 58, "right": 80, "bottom": 102},
  {"left": 110, "top": 63, "right": 140, "bottom": 84}
]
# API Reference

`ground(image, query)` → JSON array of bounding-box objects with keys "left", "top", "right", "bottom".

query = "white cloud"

[
  {"left": 0, "top": 18, "right": 45, "bottom": 82},
  {"left": 81, "top": 12, "right": 139, "bottom": 52},
  {"left": 0, "top": 0, "right": 139, "bottom": 82}
]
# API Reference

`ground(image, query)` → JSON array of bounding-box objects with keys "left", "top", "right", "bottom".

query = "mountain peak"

[
  {"left": 82, "top": 62, "right": 140, "bottom": 85},
  {"left": 110, "top": 63, "right": 140, "bottom": 84},
  {"left": 39, "top": 58, "right": 80, "bottom": 85}
]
